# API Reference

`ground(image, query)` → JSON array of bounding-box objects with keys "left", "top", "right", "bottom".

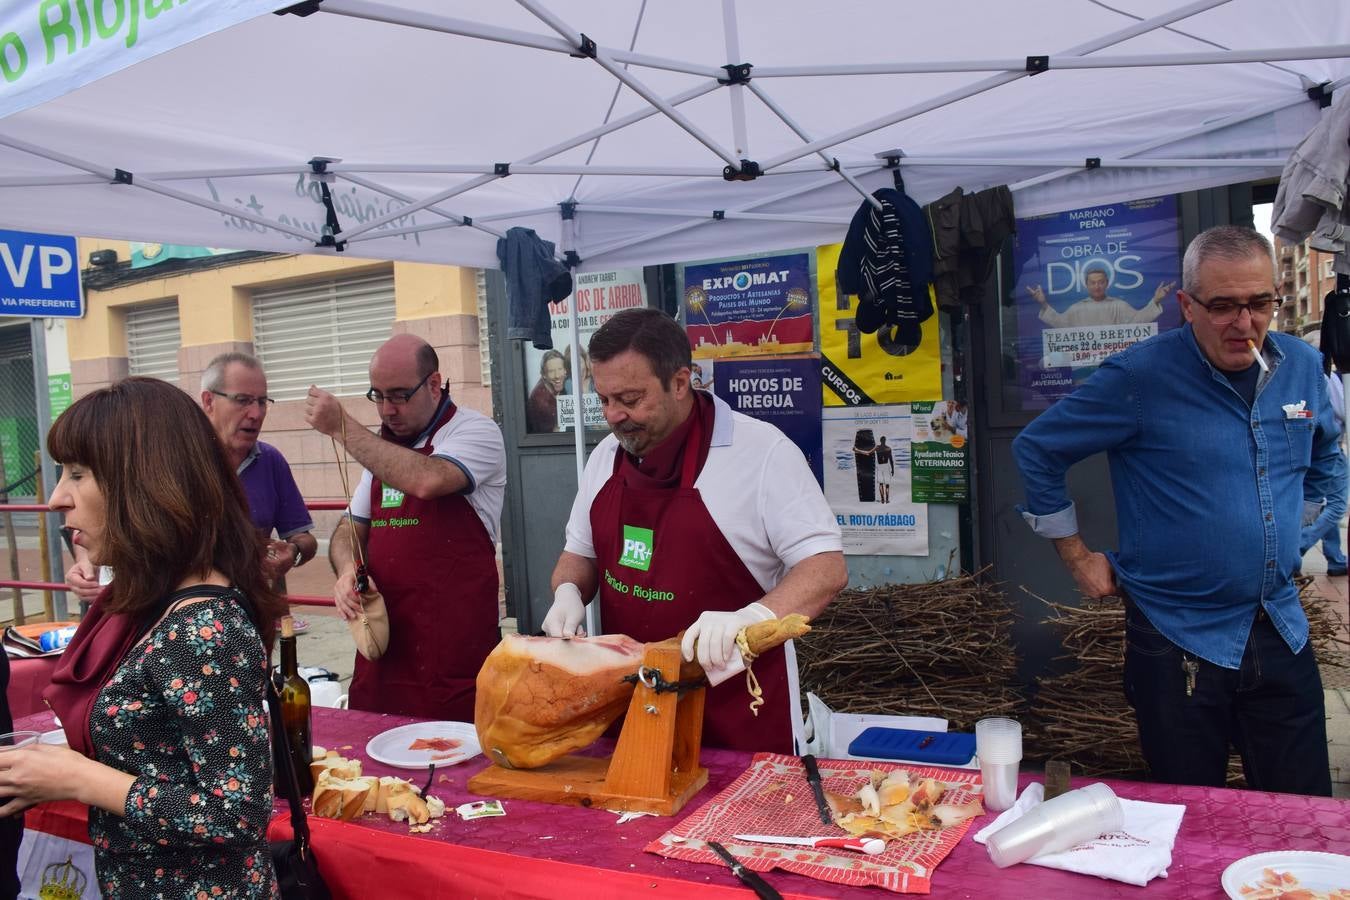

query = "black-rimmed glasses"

[
  {"left": 366, "top": 371, "right": 432, "bottom": 405},
  {"left": 1185, "top": 292, "right": 1282, "bottom": 327},
  {"left": 209, "top": 390, "right": 274, "bottom": 409}
]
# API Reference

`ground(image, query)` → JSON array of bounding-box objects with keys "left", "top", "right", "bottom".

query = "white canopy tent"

[{"left": 1, "top": 0, "right": 1348, "bottom": 275}]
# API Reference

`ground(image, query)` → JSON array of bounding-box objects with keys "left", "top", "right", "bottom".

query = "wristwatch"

[{"left": 287, "top": 541, "right": 304, "bottom": 568}]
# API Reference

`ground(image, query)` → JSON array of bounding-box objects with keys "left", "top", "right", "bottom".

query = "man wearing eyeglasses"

[
  {"left": 62, "top": 353, "right": 316, "bottom": 602},
  {"left": 201, "top": 353, "right": 317, "bottom": 581},
  {"left": 1014, "top": 225, "right": 1343, "bottom": 796},
  {"left": 304, "top": 334, "right": 506, "bottom": 721}
]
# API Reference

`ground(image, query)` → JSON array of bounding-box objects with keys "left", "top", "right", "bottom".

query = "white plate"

[
  {"left": 1221, "top": 850, "right": 1350, "bottom": 899},
  {"left": 365, "top": 721, "right": 481, "bottom": 769},
  {"left": 38, "top": 729, "right": 66, "bottom": 746}
]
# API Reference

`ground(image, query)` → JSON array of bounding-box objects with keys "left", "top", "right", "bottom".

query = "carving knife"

[
  {"left": 705, "top": 841, "right": 782, "bottom": 900},
  {"left": 800, "top": 754, "right": 832, "bottom": 825},
  {"left": 733, "top": 834, "right": 887, "bottom": 855}
]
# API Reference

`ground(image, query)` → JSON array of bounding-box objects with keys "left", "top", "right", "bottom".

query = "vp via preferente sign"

[{"left": 0, "top": 229, "right": 82, "bottom": 319}]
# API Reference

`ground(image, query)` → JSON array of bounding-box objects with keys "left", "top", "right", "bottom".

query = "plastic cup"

[
  {"left": 0, "top": 732, "right": 41, "bottom": 751},
  {"left": 1043, "top": 759, "right": 1072, "bottom": 800},
  {"left": 976, "top": 717, "right": 1022, "bottom": 812},
  {"left": 985, "top": 782, "right": 1123, "bottom": 868}
]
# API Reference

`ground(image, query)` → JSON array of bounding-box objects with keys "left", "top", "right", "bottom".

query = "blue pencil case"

[{"left": 847, "top": 727, "right": 976, "bottom": 765}]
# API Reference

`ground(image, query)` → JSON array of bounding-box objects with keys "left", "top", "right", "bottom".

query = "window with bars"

[
  {"left": 252, "top": 271, "right": 395, "bottom": 400},
  {"left": 125, "top": 300, "right": 182, "bottom": 382}
]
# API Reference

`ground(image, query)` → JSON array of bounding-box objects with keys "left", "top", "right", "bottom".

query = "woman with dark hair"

[
  {"left": 527, "top": 349, "right": 567, "bottom": 433},
  {"left": 0, "top": 377, "right": 284, "bottom": 898}
]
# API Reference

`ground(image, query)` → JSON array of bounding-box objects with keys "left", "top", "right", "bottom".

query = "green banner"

[
  {"left": 48, "top": 372, "right": 71, "bottom": 419},
  {"left": 910, "top": 401, "right": 969, "bottom": 503}
]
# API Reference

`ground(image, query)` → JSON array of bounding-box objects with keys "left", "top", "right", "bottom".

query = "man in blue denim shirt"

[{"left": 1014, "top": 226, "right": 1342, "bottom": 795}]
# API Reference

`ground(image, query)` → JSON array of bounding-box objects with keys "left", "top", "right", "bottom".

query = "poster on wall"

[
  {"left": 910, "top": 400, "right": 968, "bottom": 503},
  {"left": 714, "top": 358, "right": 823, "bottom": 486},
  {"left": 523, "top": 268, "right": 647, "bottom": 433},
  {"left": 1011, "top": 196, "right": 1181, "bottom": 410},
  {"left": 683, "top": 252, "right": 813, "bottom": 359},
  {"left": 816, "top": 243, "right": 941, "bottom": 406},
  {"left": 822, "top": 405, "right": 928, "bottom": 556}
]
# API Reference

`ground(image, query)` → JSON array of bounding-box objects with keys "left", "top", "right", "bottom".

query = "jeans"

[
  {"left": 1325, "top": 524, "right": 1347, "bottom": 569},
  {"left": 1123, "top": 598, "right": 1331, "bottom": 795}
]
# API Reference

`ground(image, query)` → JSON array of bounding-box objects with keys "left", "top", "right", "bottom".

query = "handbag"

[
  {"left": 347, "top": 587, "right": 390, "bottom": 661},
  {"left": 267, "top": 671, "right": 333, "bottom": 899}
]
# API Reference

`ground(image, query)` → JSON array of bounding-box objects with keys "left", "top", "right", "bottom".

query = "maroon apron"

[
  {"left": 590, "top": 420, "right": 794, "bottom": 753},
  {"left": 349, "top": 400, "right": 500, "bottom": 721}
]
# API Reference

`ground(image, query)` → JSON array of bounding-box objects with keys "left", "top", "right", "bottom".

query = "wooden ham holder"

[{"left": 468, "top": 637, "right": 709, "bottom": 816}]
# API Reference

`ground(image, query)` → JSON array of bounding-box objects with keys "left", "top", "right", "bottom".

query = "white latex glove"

[
  {"left": 681, "top": 602, "right": 775, "bottom": 670},
  {"left": 542, "top": 583, "right": 587, "bottom": 637}
]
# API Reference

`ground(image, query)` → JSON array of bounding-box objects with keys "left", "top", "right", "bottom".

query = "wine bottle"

[{"left": 277, "top": 615, "right": 314, "bottom": 795}]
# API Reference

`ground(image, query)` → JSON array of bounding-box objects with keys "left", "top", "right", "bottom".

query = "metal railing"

[{"left": 0, "top": 498, "right": 353, "bottom": 616}]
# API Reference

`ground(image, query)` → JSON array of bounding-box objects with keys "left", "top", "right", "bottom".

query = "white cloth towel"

[{"left": 973, "top": 783, "right": 1185, "bottom": 886}]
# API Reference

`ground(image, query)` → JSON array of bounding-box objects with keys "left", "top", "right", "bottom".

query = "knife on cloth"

[
  {"left": 800, "top": 754, "right": 832, "bottom": 825},
  {"left": 706, "top": 841, "right": 783, "bottom": 900},
  {"left": 733, "top": 834, "right": 887, "bottom": 855}
]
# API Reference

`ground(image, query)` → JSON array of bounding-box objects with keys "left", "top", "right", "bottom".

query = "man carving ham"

[{"left": 542, "top": 308, "right": 847, "bottom": 753}]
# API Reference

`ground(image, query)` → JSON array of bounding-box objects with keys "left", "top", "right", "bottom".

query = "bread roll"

[
  {"left": 339, "top": 780, "right": 372, "bottom": 820},
  {"left": 311, "top": 774, "right": 344, "bottom": 819},
  {"left": 387, "top": 789, "right": 429, "bottom": 825},
  {"left": 360, "top": 776, "right": 379, "bottom": 812},
  {"left": 310, "top": 754, "right": 362, "bottom": 785}
]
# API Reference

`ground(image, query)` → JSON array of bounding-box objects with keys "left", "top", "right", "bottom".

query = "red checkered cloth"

[{"left": 645, "top": 753, "right": 982, "bottom": 894}]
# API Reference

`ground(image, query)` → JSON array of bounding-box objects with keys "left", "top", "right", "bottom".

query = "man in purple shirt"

[
  {"left": 65, "top": 353, "right": 316, "bottom": 599},
  {"left": 200, "top": 352, "right": 316, "bottom": 580}
]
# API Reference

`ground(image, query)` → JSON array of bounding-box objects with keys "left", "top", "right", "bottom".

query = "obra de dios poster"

[
  {"left": 1012, "top": 196, "right": 1181, "bottom": 410},
  {"left": 822, "top": 405, "right": 928, "bottom": 556},
  {"left": 683, "top": 252, "right": 814, "bottom": 359},
  {"left": 910, "top": 401, "right": 968, "bottom": 503},
  {"left": 816, "top": 243, "right": 941, "bottom": 406}
]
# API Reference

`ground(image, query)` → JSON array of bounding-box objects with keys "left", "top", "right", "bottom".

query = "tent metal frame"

[{"left": 3, "top": 0, "right": 1347, "bottom": 270}]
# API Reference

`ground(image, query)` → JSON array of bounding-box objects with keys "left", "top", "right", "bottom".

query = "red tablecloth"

[
  {"left": 6, "top": 656, "right": 60, "bottom": 719},
  {"left": 18, "top": 709, "right": 1350, "bottom": 898}
]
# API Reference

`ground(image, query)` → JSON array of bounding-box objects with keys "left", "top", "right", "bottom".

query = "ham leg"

[{"left": 475, "top": 616, "right": 810, "bottom": 769}]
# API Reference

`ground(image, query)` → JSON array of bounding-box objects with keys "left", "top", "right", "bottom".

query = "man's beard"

[{"left": 614, "top": 426, "right": 642, "bottom": 455}]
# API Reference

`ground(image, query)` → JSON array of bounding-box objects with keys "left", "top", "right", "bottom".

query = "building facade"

[{"left": 66, "top": 239, "right": 492, "bottom": 529}]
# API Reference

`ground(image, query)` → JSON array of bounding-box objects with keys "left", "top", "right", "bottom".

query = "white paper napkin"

[{"left": 973, "top": 783, "right": 1186, "bottom": 886}]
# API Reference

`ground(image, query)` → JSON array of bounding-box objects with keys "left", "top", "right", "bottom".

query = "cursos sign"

[{"left": 0, "top": 229, "right": 82, "bottom": 318}]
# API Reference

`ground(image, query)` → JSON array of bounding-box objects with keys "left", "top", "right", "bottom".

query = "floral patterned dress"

[{"left": 88, "top": 595, "right": 279, "bottom": 898}]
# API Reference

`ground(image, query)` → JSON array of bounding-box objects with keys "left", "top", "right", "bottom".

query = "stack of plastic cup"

[
  {"left": 976, "top": 717, "right": 1022, "bottom": 812},
  {"left": 985, "top": 782, "right": 1123, "bottom": 868}
]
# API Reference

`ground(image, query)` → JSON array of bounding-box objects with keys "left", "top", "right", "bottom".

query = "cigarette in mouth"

[{"left": 1247, "top": 339, "right": 1270, "bottom": 374}]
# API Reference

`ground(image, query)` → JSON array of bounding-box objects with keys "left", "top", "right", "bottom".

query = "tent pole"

[
  {"left": 0, "top": 133, "right": 318, "bottom": 243},
  {"left": 747, "top": 81, "right": 881, "bottom": 208},
  {"left": 336, "top": 80, "right": 721, "bottom": 243},
  {"left": 323, "top": 0, "right": 720, "bottom": 78},
  {"left": 722, "top": 0, "right": 750, "bottom": 158},
  {"left": 515, "top": 0, "right": 743, "bottom": 168},
  {"left": 752, "top": 44, "right": 1350, "bottom": 78},
  {"left": 340, "top": 173, "right": 507, "bottom": 240},
  {"left": 1010, "top": 73, "right": 1350, "bottom": 193},
  {"left": 757, "top": 0, "right": 1234, "bottom": 172},
  {"left": 556, "top": 206, "right": 600, "bottom": 637},
  {"left": 579, "top": 205, "right": 853, "bottom": 226},
  {"left": 585, "top": 169, "right": 853, "bottom": 261}
]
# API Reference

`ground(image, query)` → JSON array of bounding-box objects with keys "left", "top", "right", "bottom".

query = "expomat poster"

[
  {"left": 683, "top": 252, "right": 813, "bottom": 359},
  {"left": 1011, "top": 196, "right": 1182, "bottom": 410}
]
